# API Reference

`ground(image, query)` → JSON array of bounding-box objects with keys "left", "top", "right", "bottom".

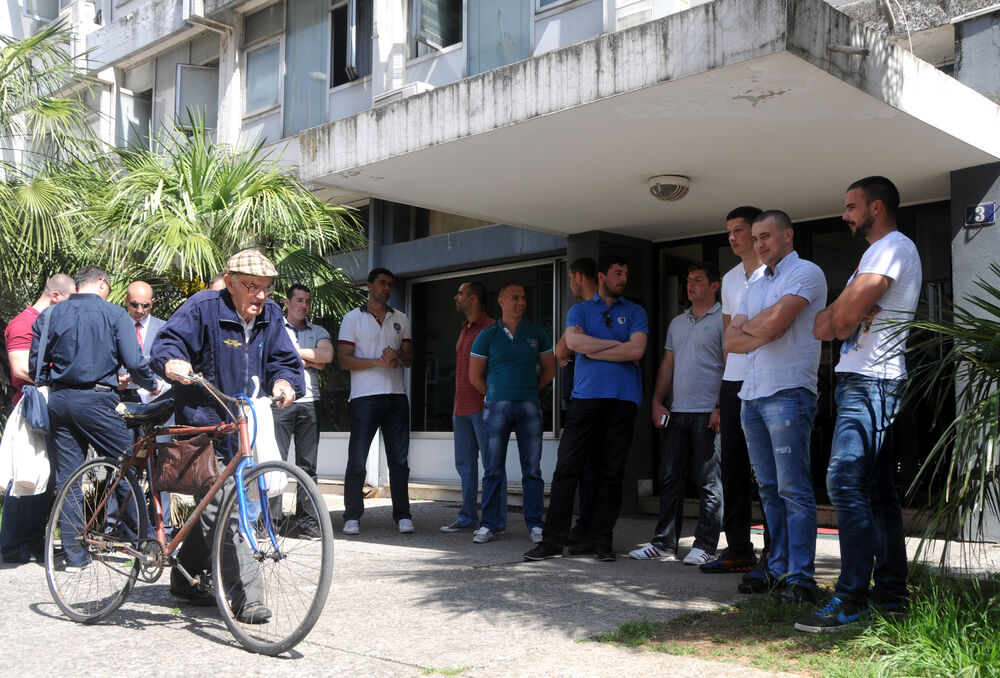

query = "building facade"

[{"left": 5, "top": 0, "right": 1000, "bottom": 526}]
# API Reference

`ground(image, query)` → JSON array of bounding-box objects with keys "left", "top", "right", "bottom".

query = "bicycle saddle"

[{"left": 115, "top": 398, "right": 175, "bottom": 427}]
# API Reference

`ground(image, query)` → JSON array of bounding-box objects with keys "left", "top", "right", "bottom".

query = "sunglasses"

[
  {"left": 128, "top": 302, "right": 151, "bottom": 309},
  {"left": 601, "top": 310, "right": 613, "bottom": 329}
]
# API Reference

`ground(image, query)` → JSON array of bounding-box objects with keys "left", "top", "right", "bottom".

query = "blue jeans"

[
  {"left": 452, "top": 411, "right": 487, "bottom": 528},
  {"left": 741, "top": 388, "right": 818, "bottom": 589},
  {"left": 345, "top": 394, "right": 411, "bottom": 523},
  {"left": 651, "top": 412, "right": 722, "bottom": 554},
  {"left": 827, "top": 374, "right": 908, "bottom": 603},
  {"left": 480, "top": 400, "right": 544, "bottom": 532}
]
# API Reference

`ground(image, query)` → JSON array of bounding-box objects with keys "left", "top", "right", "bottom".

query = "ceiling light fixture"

[{"left": 648, "top": 175, "right": 691, "bottom": 202}]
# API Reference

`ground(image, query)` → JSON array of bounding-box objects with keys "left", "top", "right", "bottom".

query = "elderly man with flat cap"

[{"left": 151, "top": 248, "right": 304, "bottom": 623}]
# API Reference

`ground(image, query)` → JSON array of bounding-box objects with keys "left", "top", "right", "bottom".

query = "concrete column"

[
  {"left": 215, "top": 10, "right": 243, "bottom": 147},
  {"left": 950, "top": 162, "right": 1000, "bottom": 542}
]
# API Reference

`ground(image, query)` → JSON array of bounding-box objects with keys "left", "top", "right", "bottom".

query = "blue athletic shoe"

[{"left": 794, "top": 595, "right": 870, "bottom": 633}]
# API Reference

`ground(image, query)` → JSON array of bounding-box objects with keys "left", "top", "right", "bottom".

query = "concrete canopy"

[{"left": 298, "top": 0, "right": 1000, "bottom": 242}]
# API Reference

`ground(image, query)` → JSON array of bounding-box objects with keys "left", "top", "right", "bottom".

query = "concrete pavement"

[{"left": 2, "top": 496, "right": 997, "bottom": 677}]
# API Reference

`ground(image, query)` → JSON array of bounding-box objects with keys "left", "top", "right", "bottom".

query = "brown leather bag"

[{"left": 153, "top": 433, "right": 220, "bottom": 495}]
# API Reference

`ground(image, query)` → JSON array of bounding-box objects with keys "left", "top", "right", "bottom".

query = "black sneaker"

[
  {"left": 593, "top": 544, "right": 617, "bottom": 562},
  {"left": 870, "top": 591, "right": 909, "bottom": 619},
  {"left": 795, "top": 595, "right": 870, "bottom": 632},
  {"left": 523, "top": 542, "right": 564, "bottom": 561},
  {"left": 296, "top": 518, "right": 323, "bottom": 540},
  {"left": 775, "top": 583, "right": 817, "bottom": 605},
  {"left": 738, "top": 552, "right": 774, "bottom": 593},
  {"left": 567, "top": 539, "right": 595, "bottom": 556},
  {"left": 236, "top": 600, "right": 272, "bottom": 624},
  {"left": 699, "top": 548, "right": 757, "bottom": 574}
]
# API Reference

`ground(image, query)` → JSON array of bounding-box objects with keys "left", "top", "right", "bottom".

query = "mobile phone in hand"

[{"left": 660, "top": 413, "right": 669, "bottom": 427}]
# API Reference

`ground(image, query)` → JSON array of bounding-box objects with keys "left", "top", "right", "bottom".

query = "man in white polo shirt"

[{"left": 337, "top": 268, "right": 414, "bottom": 535}]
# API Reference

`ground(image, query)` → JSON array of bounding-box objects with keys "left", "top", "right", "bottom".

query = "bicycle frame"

[{"left": 83, "top": 401, "right": 279, "bottom": 574}]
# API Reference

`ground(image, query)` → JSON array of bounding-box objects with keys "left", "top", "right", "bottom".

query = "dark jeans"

[
  {"left": 720, "top": 380, "right": 770, "bottom": 556},
  {"left": 345, "top": 394, "right": 411, "bottom": 523},
  {"left": 651, "top": 411, "right": 722, "bottom": 554},
  {"left": 272, "top": 400, "right": 320, "bottom": 520},
  {"left": 827, "top": 374, "right": 908, "bottom": 603},
  {"left": 48, "top": 389, "right": 139, "bottom": 567},
  {"left": 542, "top": 398, "right": 638, "bottom": 549},
  {"left": 480, "top": 400, "right": 544, "bottom": 532}
]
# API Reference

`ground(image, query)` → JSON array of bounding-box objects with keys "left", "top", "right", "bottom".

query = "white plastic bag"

[
  {"left": 243, "top": 397, "right": 287, "bottom": 497},
  {"left": 0, "top": 391, "right": 50, "bottom": 496}
]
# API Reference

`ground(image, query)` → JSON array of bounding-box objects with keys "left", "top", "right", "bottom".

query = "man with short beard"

[
  {"left": 797, "top": 176, "right": 920, "bottom": 633},
  {"left": 523, "top": 254, "right": 648, "bottom": 563}
]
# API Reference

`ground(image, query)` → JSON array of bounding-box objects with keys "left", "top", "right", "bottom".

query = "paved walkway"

[{"left": 2, "top": 496, "right": 997, "bottom": 677}]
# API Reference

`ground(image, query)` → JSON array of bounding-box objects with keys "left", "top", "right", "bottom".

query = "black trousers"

[
  {"left": 720, "top": 380, "right": 770, "bottom": 555},
  {"left": 542, "top": 398, "right": 638, "bottom": 548},
  {"left": 272, "top": 400, "right": 321, "bottom": 519}
]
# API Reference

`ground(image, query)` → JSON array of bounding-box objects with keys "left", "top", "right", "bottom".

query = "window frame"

[
  {"left": 242, "top": 36, "right": 285, "bottom": 119},
  {"left": 409, "top": 0, "right": 465, "bottom": 60}
]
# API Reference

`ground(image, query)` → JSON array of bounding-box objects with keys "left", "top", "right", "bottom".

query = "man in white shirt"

[
  {"left": 273, "top": 284, "right": 334, "bottom": 539},
  {"left": 701, "top": 207, "right": 772, "bottom": 579},
  {"left": 337, "top": 268, "right": 414, "bottom": 535},
  {"left": 119, "top": 281, "right": 166, "bottom": 401},
  {"left": 797, "top": 176, "right": 921, "bottom": 633}
]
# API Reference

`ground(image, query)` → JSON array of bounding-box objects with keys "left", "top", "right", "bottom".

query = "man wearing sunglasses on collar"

[
  {"left": 118, "top": 281, "right": 166, "bottom": 403},
  {"left": 524, "top": 254, "right": 648, "bottom": 563}
]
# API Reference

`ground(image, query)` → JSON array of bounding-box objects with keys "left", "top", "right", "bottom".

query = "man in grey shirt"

[
  {"left": 272, "top": 284, "right": 333, "bottom": 539},
  {"left": 630, "top": 261, "right": 725, "bottom": 565},
  {"left": 726, "top": 210, "right": 827, "bottom": 605}
]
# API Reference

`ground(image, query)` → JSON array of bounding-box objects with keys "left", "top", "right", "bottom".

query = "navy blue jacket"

[
  {"left": 29, "top": 293, "right": 157, "bottom": 391},
  {"left": 149, "top": 289, "right": 305, "bottom": 427}
]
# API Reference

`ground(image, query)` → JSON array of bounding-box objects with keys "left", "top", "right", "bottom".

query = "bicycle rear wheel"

[
  {"left": 212, "top": 460, "right": 334, "bottom": 655},
  {"left": 45, "top": 458, "right": 147, "bottom": 623}
]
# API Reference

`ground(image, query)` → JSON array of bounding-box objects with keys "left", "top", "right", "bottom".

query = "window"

[
  {"left": 23, "top": 0, "right": 58, "bottom": 21},
  {"left": 410, "top": 0, "right": 462, "bottom": 59},
  {"left": 176, "top": 64, "right": 219, "bottom": 128},
  {"left": 409, "top": 262, "right": 556, "bottom": 432},
  {"left": 244, "top": 3, "right": 284, "bottom": 117},
  {"left": 467, "top": 0, "right": 531, "bottom": 76},
  {"left": 120, "top": 89, "right": 152, "bottom": 149},
  {"left": 244, "top": 3, "right": 284, "bottom": 45},
  {"left": 246, "top": 42, "right": 281, "bottom": 114},
  {"left": 330, "top": 0, "right": 373, "bottom": 87},
  {"left": 284, "top": 0, "right": 329, "bottom": 136},
  {"left": 413, "top": 208, "right": 492, "bottom": 239}
]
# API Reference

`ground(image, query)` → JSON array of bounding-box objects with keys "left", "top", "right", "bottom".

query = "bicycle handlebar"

[{"left": 168, "top": 371, "right": 288, "bottom": 406}]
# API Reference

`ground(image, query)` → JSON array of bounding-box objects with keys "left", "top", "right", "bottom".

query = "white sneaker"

[
  {"left": 342, "top": 519, "right": 360, "bottom": 535},
  {"left": 683, "top": 547, "right": 712, "bottom": 565},
  {"left": 398, "top": 519, "right": 415, "bottom": 533},
  {"left": 529, "top": 527, "right": 543, "bottom": 543},
  {"left": 628, "top": 544, "right": 676, "bottom": 560},
  {"left": 472, "top": 527, "right": 496, "bottom": 544}
]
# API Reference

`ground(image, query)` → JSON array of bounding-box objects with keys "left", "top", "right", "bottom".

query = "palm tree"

[
  {"left": 0, "top": 22, "right": 95, "bottom": 319},
  {"left": 76, "top": 117, "right": 366, "bottom": 317},
  {"left": 902, "top": 264, "right": 1000, "bottom": 560}
]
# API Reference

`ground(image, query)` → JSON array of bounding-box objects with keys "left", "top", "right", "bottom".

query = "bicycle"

[{"left": 43, "top": 374, "right": 334, "bottom": 655}]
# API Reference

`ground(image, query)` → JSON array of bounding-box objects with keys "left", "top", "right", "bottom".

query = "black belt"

[{"left": 52, "top": 384, "right": 113, "bottom": 392}]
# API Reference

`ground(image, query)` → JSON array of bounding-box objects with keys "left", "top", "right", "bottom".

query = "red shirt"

[
  {"left": 454, "top": 313, "right": 494, "bottom": 416},
  {"left": 4, "top": 305, "right": 40, "bottom": 405}
]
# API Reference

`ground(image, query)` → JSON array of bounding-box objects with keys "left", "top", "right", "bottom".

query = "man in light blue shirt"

[{"left": 726, "top": 210, "right": 827, "bottom": 605}]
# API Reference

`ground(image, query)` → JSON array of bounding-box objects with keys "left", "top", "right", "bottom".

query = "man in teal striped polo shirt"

[{"left": 469, "top": 283, "right": 556, "bottom": 545}]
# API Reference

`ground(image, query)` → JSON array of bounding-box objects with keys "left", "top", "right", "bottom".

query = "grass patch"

[{"left": 592, "top": 568, "right": 1000, "bottom": 677}]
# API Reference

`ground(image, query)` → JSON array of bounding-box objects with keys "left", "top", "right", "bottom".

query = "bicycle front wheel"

[
  {"left": 212, "top": 460, "right": 334, "bottom": 655},
  {"left": 45, "top": 458, "right": 147, "bottom": 623}
]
